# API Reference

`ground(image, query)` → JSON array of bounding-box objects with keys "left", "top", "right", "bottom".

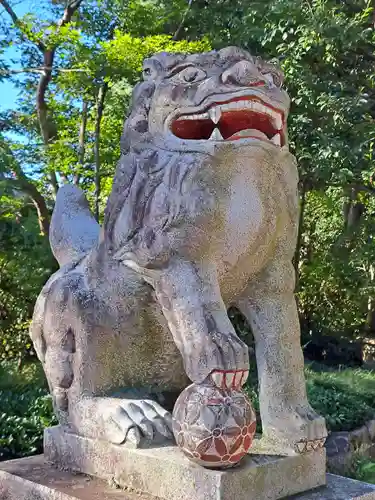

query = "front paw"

[
  {"left": 282, "top": 404, "right": 327, "bottom": 453},
  {"left": 262, "top": 403, "right": 327, "bottom": 454},
  {"left": 104, "top": 399, "right": 173, "bottom": 447}
]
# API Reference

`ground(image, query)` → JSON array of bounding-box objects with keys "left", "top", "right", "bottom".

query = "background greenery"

[{"left": 0, "top": 0, "right": 374, "bottom": 480}]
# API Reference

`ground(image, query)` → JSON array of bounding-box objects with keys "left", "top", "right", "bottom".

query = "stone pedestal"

[
  {"left": 40, "top": 425, "right": 326, "bottom": 500},
  {"left": 1, "top": 455, "right": 375, "bottom": 500}
]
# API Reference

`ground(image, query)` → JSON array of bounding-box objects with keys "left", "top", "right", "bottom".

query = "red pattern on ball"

[{"left": 172, "top": 383, "right": 256, "bottom": 469}]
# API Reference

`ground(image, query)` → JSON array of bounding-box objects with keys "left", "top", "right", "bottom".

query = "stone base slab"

[
  {"left": 43, "top": 425, "right": 326, "bottom": 500},
  {"left": 0, "top": 455, "right": 146, "bottom": 500},
  {"left": 1, "top": 455, "right": 375, "bottom": 500},
  {"left": 292, "top": 474, "right": 375, "bottom": 499}
]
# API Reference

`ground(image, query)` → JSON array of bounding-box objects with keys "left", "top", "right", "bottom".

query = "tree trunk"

[
  {"left": 6, "top": 177, "right": 50, "bottom": 236},
  {"left": 74, "top": 100, "right": 88, "bottom": 184},
  {"left": 337, "top": 186, "right": 365, "bottom": 250},
  {"left": 94, "top": 83, "right": 108, "bottom": 222}
]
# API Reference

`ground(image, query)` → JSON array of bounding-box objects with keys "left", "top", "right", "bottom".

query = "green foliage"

[
  {"left": 245, "top": 363, "right": 375, "bottom": 433},
  {"left": 349, "top": 456, "right": 375, "bottom": 484},
  {"left": 0, "top": 362, "right": 56, "bottom": 461},
  {"left": 297, "top": 189, "right": 374, "bottom": 336},
  {"left": 104, "top": 32, "right": 210, "bottom": 78},
  {"left": 0, "top": 194, "right": 56, "bottom": 361},
  {"left": 305, "top": 365, "right": 375, "bottom": 431}
]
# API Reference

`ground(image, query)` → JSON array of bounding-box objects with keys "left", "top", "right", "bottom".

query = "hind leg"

[{"left": 30, "top": 264, "right": 180, "bottom": 447}]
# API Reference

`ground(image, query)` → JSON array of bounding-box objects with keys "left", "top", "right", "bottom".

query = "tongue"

[{"left": 226, "top": 129, "right": 268, "bottom": 141}]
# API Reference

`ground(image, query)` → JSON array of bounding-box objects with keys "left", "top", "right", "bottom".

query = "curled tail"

[{"left": 50, "top": 185, "right": 100, "bottom": 267}]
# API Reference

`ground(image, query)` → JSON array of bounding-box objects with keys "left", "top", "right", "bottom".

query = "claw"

[{"left": 126, "top": 427, "right": 142, "bottom": 447}]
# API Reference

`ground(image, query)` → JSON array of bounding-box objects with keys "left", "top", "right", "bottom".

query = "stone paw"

[
  {"left": 262, "top": 403, "right": 327, "bottom": 453},
  {"left": 284, "top": 404, "right": 327, "bottom": 451},
  {"left": 103, "top": 399, "right": 173, "bottom": 447}
]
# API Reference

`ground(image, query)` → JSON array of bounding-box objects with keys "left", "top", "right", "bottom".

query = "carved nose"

[{"left": 221, "top": 60, "right": 266, "bottom": 87}]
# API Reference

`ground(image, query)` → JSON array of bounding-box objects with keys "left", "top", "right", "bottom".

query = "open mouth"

[{"left": 171, "top": 96, "right": 285, "bottom": 146}]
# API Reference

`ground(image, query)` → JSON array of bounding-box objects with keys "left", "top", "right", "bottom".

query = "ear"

[
  {"left": 121, "top": 80, "right": 155, "bottom": 153},
  {"left": 218, "top": 46, "right": 254, "bottom": 64}
]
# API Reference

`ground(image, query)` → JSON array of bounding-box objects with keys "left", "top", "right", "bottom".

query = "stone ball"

[{"left": 172, "top": 382, "right": 256, "bottom": 469}]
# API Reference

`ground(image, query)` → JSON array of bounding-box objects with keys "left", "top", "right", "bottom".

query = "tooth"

[
  {"left": 211, "top": 371, "right": 224, "bottom": 387},
  {"left": 177, "top": 112, "right": 209, "bottom": 121},
  {"left": 225, "top": 372, "right": 235, "bottom": 389},
  {"left": 208, "top": 128, "right": 224, "bottom": 141},
  {"left": 234, "top": 371, "right": 243, "bottom": 388},
  {"left": 271, "top": 133, "right": 281, "bottom": 146},
  {"left": 241, "top": 370, "right": 249, "bottom": 385},
  {"left": 274, "top": 114, "right": 283, "bottom": 130},
  {"left": 208, "top": 106, "right": 221, "bottom": 124}
]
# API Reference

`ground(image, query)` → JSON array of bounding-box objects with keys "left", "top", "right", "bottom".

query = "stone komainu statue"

[{"left": 30, "top": 47, "right": 327, "bottom": 453}]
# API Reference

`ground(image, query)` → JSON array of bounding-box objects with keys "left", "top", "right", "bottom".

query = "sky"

[{"left": 0, "top": 0, "right": 51, "bottom": 111}]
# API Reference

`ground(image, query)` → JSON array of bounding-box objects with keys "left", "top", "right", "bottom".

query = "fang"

[
  {"left": 271, "top": 133, "right": 281, "bottom": 146},
  {"left": 209, "top": 128, "right": 224, "bottom": 141},
  {"left": 208, "top": 106, "right": 222, "bottom": 124}
]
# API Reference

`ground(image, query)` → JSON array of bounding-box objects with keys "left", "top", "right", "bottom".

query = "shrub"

[
  {"left": 0, "top": 361, "right": 56, "bottom": 461},
  {"left": 348, "top": 456, "right": 375, "bottom": 484},
  {"left": 245, "top": 363, "right": 375, "bottom": 433}
]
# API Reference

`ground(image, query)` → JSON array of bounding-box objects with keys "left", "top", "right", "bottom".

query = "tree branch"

[
  {"left": 173, "top": 0, "right": 193, "bottom": 40},
  {"left": 0, "top": 0, "right": 45, "bottom": 51},
  {"left": 1, "top": 174, "right": 50, "bottom": 237},
  {"left": 35, "top": 0, "right": 84, "bottom": 196},
  {"left": 94, "top": 83, "right": 108, "bottom": 221},
  {"left": 0, "top": 67, "right": 90, "bottom": 75},
  {"left": 0, "top": 0, "right": 19, "bottom": 26},
  {"left": 74, "top": 99, "right": 88, "bottom": 185}
]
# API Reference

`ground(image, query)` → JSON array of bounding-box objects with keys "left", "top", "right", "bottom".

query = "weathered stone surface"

[
  {"left": 362, "top": 338, "right": 375, "bottom": 369},
  {"left": 43, "top": 426, "right": 326, "bottom": 500},
  {"left": 292, "top": 473, "right": 375, "bottom": 499},
  {"left": 326, "top": 433, "right": 351, "bottom": 457},
  {"left": 350, "top": 426, "right": 372, "bottom": 451},
  {"left": 2, "top": 456, "right": 374, "bottom": 500},
  {"left": 0, "top": 455, "right": 148, "bottom": 500},
  {"left": 326, "top": 423, "right": 375, "bottom": 475},
  {"left": 29, "top": 46, "right": 327, "bottom": 459}
]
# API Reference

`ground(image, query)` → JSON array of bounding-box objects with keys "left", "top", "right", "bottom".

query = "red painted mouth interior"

[{"left": 171, "top": 96, "right": 285, "bottom": 145}]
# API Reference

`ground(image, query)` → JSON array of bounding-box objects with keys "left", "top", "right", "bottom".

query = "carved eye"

[
  {"left": 263, "top": 71, "right": 283, "bottom": 88},
  {"left": 143, "top": 66, "right": 156, "bottom": 81},
  {"left": 174, "top": 66, "right": 206, "bottom": 84}
]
